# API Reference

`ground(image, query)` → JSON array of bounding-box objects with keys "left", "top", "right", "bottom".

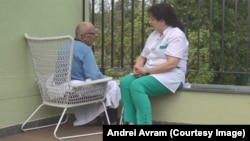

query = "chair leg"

[
  {"left": 119, "top": 107, "right": 124, "bottom": 125},
  {"left": 102, "top": 102, "right": 111, "bottom": 125},
  {"left": 22, "top": 103, "right": 106, "bottom": 140},
  {"left": 55, "top": 107, "right": 103, "bottom": 140},
  {"left": 21, "top": 103, "right": 69, "bottom": 131}
]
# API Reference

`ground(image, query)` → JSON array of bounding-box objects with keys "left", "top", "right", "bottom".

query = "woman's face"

[{"left": 148, "top": 14, "right": 165, "bottom": 31}]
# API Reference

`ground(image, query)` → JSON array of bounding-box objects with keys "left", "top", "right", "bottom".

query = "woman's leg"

[
  {"left": 120, "top": 74, "right": 138, "bottom": 123},
  {"left": 130, "top": 76, "right": 174, "bottom": 125},
  {"left": 121, "top": 74, "right": 183, "bottom": 124}
]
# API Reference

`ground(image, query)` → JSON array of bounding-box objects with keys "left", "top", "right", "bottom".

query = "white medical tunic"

[{"left": 141, "top": 26, "right": 188, "bottom": 93}]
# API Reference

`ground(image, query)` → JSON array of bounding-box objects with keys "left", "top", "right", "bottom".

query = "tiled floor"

[{"left": 0, "top": 119, "right": 103, "bottom": 141}]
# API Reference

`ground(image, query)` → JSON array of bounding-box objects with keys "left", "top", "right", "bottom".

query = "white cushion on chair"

[
  {"left": 45, "top": 74, "right": 71, "bottom": 99},
  {"left": 70, "top": 78, "right": 121, "bottom": 108},
  {"left": 45, "top": 75, "right": 92, "bottom": 99}
]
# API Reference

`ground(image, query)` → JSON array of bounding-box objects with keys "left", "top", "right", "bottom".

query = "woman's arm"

[
  {"left": 147, "top": 56, "right": 180, "bottom": 74},
  {"left": 133, "top": 55, "right": 147, "bottom": 76}
]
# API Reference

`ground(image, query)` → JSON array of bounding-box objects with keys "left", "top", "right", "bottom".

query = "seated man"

[{"left": 71, "top": 21, "right": 120, "bottom": 126}]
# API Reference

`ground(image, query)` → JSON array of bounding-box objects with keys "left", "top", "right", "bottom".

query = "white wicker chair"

[{"left": 21, "top": 33, "right": 112, "bottom": 140}]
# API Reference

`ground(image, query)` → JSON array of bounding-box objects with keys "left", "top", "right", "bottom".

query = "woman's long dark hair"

[{"left": 147, "top": 2, "right": 185, "bottom": 32}]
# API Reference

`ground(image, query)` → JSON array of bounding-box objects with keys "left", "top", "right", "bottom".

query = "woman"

[{"left": 120, "top": 2, "right": 189, "bottom": 125}]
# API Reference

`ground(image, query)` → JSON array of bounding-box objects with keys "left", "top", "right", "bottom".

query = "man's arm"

[{"left": 82, "top": 51, "right": 104, "bottom": 80}]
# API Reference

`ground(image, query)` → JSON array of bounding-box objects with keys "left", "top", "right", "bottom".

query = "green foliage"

[{"left": 186, "top": 29, "right": 215, "bottom": 83}]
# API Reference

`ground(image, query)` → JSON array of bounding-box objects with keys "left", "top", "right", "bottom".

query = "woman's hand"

[
  {"left": 132, "top": 55, "right": 147, "bottom": 77},
  {"left": 133, "top": 65, "right": 145, "bottom": 77}
]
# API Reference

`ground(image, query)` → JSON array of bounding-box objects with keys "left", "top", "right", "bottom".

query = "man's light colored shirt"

[{"left": 71, "top": 40, "right": 104, "bottom": 81}]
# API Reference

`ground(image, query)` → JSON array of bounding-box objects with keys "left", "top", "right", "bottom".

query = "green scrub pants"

[{"left": 120, "top": 74, "right": 183, "bottom": 125}]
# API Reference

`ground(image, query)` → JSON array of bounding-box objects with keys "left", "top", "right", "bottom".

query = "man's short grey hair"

[{"left": 75, "top": 22, "right": 90, "bottom": 36}]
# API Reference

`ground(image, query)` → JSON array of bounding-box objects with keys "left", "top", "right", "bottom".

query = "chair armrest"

[{"left": 69, "top": 77, "right": 113, "bottom": 88}]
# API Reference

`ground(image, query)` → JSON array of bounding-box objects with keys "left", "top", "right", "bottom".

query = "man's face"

[{"left": 81, "top": 27, "right": 97, "bottom": 46}]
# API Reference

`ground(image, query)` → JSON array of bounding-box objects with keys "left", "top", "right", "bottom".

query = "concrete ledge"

[
  {"left": 152, "top": 84, "right": 250, "bottom": 124},
  {"left": 184, "top": 83, "right": 250, "bottom": 94}
]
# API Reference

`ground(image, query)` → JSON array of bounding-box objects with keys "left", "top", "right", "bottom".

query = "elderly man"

[{"left": 71, "top": 21, "right": 120, "bottom": 126}]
